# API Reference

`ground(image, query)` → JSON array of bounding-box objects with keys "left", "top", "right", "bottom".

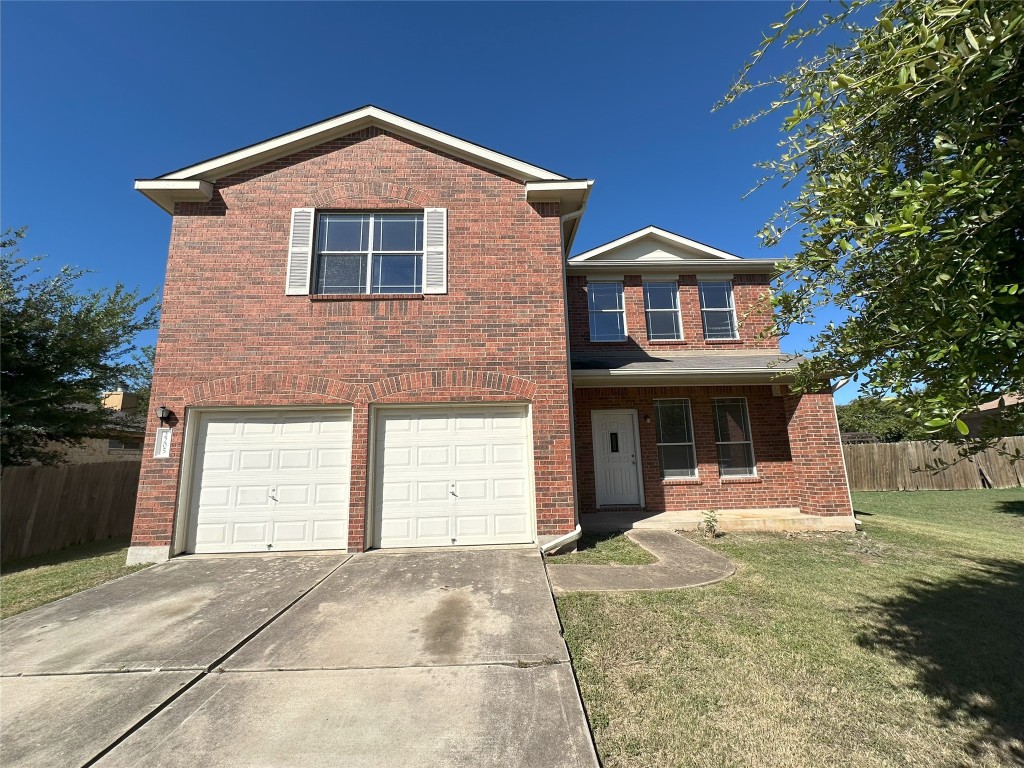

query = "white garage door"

[
  {"left": 187, "top": 409, "right": 352, "bottom": 554},
  {"left": 374, "top": 406, "right": 534, "bottom": 548}
]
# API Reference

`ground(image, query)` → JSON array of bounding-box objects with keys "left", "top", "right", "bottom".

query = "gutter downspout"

[
  {"left": 540, "top": 524, "right": 583, "bottom": 555},
  {"left": 544, "top": 204, "right": 589, "bottom": 559}
]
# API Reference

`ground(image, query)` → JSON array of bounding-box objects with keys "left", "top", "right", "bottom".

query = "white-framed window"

[
  {"left": 315, "top": 212, "right": 424, "bottom": 294},
  {"left": 699, "top": 280, "right": 739, "bottom": 339},
  {"left": 712, "top": 398, "right": 756, "bottom": 477},
  {"left": 643, "top": 282, "right": 683, "bottom": 341},
  {"left": 654, "top": 399, "right": 697, "bottom": 478},
  {"left": 588, "top": 282, "right": 627, "bottom": 342}
]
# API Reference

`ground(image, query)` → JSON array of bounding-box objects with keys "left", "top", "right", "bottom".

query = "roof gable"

[
  {"left": 569, "top": 226, "right": 742, "bottom": 263},
  {"left": 141, "top": 106, "right": 568, "bottom": 185}
]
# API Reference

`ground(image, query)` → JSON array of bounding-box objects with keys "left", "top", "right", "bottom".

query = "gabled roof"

[
  {"left": 136, "top": 105, "right": 568, "bottom": 197},
  {"left": 134, "top": 106, "right": 593, "bottom": 252},
  {"left": 566, "top": 225, "right": 780, "bottom": 274},
  {"left": 570, "top": 226, "right": 741, "bottom": 262}
]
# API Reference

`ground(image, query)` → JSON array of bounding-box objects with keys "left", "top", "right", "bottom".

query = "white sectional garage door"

[
  {"left": 187, "top": 410, "right": 352, "bottom": 554},
  {"left": 374, "top": 406, "right": 534, "bottom": 548}
]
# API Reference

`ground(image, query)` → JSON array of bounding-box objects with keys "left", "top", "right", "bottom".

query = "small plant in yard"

[{"left": 698, "top": 508, "right": 720, "bottom": 538}]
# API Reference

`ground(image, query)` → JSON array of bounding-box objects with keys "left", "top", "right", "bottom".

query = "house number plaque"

[{"left": 153, "top": 428, "right": 172, "bottom": 459}]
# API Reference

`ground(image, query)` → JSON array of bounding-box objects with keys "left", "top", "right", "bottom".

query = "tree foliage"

[
  {"left": 837, "top": 396, "right": 933, "bottom": 442},
  {"left": 1, "top": 229, "right": 159, "bottom": 466},
  {"left": 720, "top": 0, "right": 1024, "bottom": 442}
]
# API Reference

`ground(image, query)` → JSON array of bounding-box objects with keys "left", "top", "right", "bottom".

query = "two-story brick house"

[{"left": 127, "top": 106, "right": 852, "bottom": 564}]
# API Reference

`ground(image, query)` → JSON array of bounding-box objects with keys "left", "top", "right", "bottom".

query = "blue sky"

[{"left": 1, "top": 1, "right": 857, "bottom": 402}]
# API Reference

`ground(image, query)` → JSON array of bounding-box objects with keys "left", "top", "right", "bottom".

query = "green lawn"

[
  {"left": 550, "top": 531, "right": 658, "bottom": 566},
  {"left": 0, "top": 538, "right": 147, "bottom": 619},
  {"left": 557, "top": 489, "right": 1024, "bottom": 768}
]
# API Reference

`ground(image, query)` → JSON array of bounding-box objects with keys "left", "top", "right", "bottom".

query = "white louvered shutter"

[
  {"left": 422, "top": 208, "right": 448, "bottom": 294},
  {"left": 285, "top": 208, "right": 315, "bottom": 295}
]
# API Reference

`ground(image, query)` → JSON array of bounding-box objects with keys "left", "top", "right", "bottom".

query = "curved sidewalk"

[{"left": 546, "top": 529, "right": 735, "bottom": 594}]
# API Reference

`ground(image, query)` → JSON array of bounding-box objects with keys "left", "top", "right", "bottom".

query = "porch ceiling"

[{"left": 570, "top": 350, "right": 801, "bottom": 387}]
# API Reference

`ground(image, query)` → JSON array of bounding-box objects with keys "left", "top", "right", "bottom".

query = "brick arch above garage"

[
  {"left": 368, "top": 369, "right": 538, "bottom": 403},
  {"left": 182, "top": 374, "right": 362, "bottom": 406}
]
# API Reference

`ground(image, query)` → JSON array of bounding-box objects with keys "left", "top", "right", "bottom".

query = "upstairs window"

[
  {"left": 713, "top": 398, "right": 756, "bottom": 477},
  {"left": 588, "top": 282, "right": 626, "bottom": 342},
  {"left": 699, "top": 280, "right": 739, "bottom": 339},
  {"left": 643, "top": 282, "right": 683, "bottom": 340},
  {"left": 315, "top": 212, "right": 424, "bottom": 294}
]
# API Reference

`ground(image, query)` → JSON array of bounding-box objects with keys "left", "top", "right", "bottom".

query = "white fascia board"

[
  {"left": 156, "top": 106, "right": 568, "bottom": 184},
  {"left": 134, "top": 180, "right": 214, "bottom": 214},
  {"left": 566, "top": 259, "right": 780, "bottom": 274},
  {"left": 526, "top": 179, "right": 594, "bottom": 256},
  {"left": 570, "top": 226, "right": 744, "bottom": 262},
  {"left": 571, "top": 368, "right": 797, "bottom": 387},
  {"left": 525, "top": 179, "right": 593, "bottom": 213}
]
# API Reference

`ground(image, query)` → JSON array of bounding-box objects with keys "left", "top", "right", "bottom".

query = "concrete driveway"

[{"left": 0, "top": 548, "right": 598, "bottom": 768}]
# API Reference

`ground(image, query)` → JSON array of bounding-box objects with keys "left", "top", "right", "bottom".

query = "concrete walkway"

[
  {"left": 2, "top": 549, "right": 599, "bottom": 768},
  {"left": 546, "top": 529, "right": 735, "bottom": 593}
]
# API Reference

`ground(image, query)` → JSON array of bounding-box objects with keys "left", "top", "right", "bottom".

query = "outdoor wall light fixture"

[
  {"left": 156, "top": 405, "right": 173, "bottom": 425},
  {"left": 644, "top": 414, "right": 652, "bottom": 424}
]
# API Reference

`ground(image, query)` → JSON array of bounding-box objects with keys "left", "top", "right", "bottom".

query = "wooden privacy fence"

[
  {"left": 842, "top": 437, "right": 1024, "bottom": 492},
  {"left": 1, "top": 460, "right": 141, "bottom": 562}
]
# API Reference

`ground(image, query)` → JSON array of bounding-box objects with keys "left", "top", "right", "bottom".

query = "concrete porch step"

[{"left": 584, "top": 507, "right": 857, "bottom": 534}]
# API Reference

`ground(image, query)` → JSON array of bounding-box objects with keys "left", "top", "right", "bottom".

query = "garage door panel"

[
  {"left": 375, "top": 406, "right": 533, "bottom": 548},
  {"left": 417, "top": 445, "right": 451, "bottom": 467},
  {"left": 187, "top": 410, "right": 352, "bottom": 554}
]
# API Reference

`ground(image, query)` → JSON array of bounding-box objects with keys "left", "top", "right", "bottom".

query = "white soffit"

[{"left": 133, "top": 180, "right": 214, "bottom": 214}]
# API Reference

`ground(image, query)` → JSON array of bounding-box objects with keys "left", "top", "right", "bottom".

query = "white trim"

[
  {"left": 590, "top": 409, "right": 645, "bottom": 508},
  {"left": 570, "top": 226, "right": 744, "bottom": 262},
  {"left": 154, "top": 106, "right": 567, "bottom": 184},
  {"left": 133, "top": 180, "right": 213, "bottom": 213},
  {"left": 566, "top": 260, "right": 779, "bottom": 275}
]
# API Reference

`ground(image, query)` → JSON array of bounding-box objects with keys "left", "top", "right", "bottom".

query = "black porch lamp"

[{"left": 156, "top": 405, "right": 172, "bottom": 425}]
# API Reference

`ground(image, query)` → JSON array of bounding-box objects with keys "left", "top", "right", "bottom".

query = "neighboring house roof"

[
  {"left": 571, "top": 350, "right": 801, "bottom": 387},
  {"left": 134, "top": 105, "right": 594, "bottom": 252},
  {"left": 567, "top": 225, "right": 780, "bottom": 274}
]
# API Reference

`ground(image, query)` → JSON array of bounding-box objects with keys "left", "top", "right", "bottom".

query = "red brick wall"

[
  {"left": 573, "top": 385, "right": 852, "bottom": 517},
  {"left": 567, "top": 274, "right": 776, "bottom": 355},
  {"left": 782, "top": 391, "right": 854, "bottom": 517},
  {"left": 132, "top": 128, "right": 577, "bottom": 553}
]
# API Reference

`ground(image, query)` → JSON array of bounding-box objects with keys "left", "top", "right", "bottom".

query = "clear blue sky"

[{"left": 1, "top": 1, "right": 857, "bottom": 402}]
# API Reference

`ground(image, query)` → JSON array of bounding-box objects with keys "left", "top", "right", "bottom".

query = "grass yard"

[
  {"left": 0, "top": 538, "right": 147, "bottom": 619},
  {"left": 551, "top": 531, "right": 658, "bottom": 565},
  {"left": 557, "top": 489, "right": 1024, "bottom": 768}
]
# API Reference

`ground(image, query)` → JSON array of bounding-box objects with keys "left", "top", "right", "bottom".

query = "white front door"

[
  {"left": 374, "top": 406, "right": 534, "bottom": 548},
  {"left": 592, "top": 410, "right": 643, "bottom": 507},
  {"left": 187, "top": 409, "right": 352, "bottom": 554}
]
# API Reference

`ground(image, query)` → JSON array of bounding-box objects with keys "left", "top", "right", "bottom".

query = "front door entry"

[{"left": 592, "top": 410, "right": 642, "bottom": 507}]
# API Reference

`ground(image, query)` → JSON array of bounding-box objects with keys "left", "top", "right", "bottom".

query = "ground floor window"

[
  {"left": 654, "top": 399, "right": 697, "bottom": 478},
  {"left": 712, "top": 397, "right": 756, "bottom": 477}
]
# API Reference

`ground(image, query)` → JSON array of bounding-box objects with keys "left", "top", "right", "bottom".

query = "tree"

[
  {"left": 720, "top": 0, "right": 1024, "bottom": 444},
  {"left": 1, "top": 229, "right": 159, "bottom": 466},
  {"left": 837, "top": 396, "right": 933, "bottom": 442}
]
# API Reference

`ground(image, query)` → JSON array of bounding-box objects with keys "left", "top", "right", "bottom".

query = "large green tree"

[
  {"left": 1, "top": 229, "right": 159, "bottom": 466},
  {"left": 721, "top": 0, "right": 1024, "bottom": 442}
]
